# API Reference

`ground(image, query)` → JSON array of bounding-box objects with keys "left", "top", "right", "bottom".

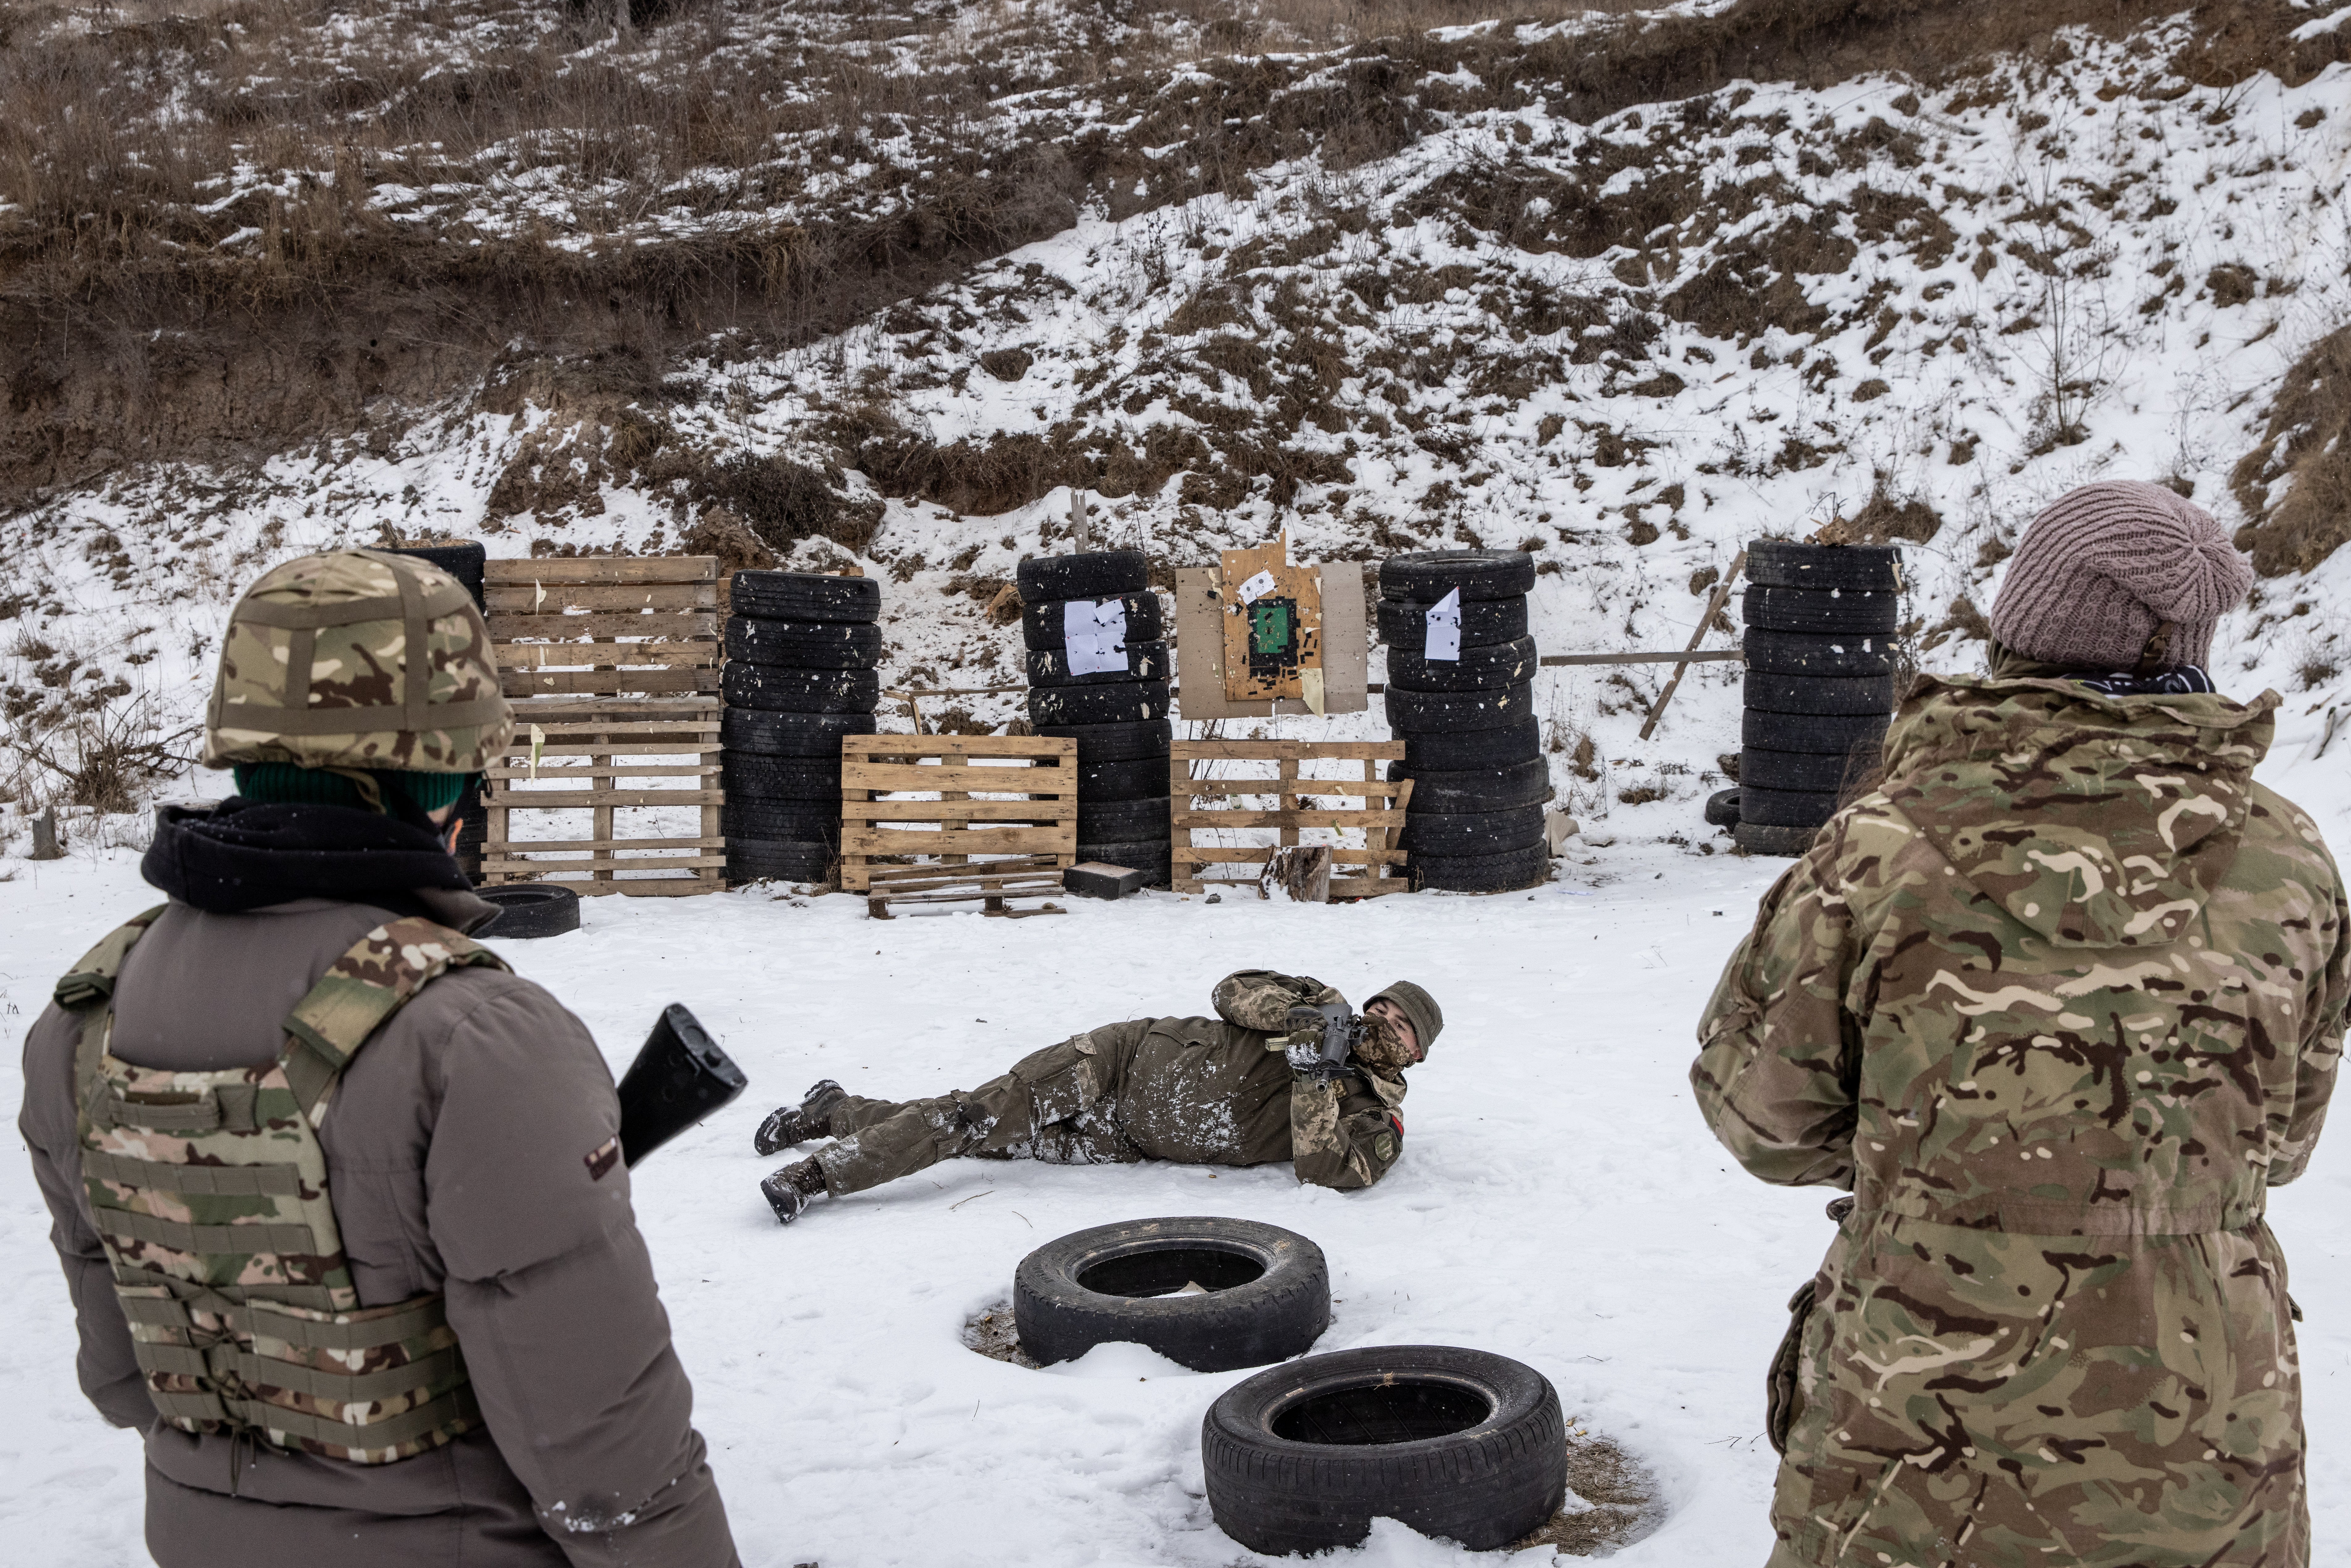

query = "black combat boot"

[
  {"left": 752, "top": 1079, "right": 847, "bottom": 1156},
  {"left": 760, "top": 1158, "right": 827, "bottom": 1224}
]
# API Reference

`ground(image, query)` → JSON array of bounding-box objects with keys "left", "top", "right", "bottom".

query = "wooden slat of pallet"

[
  {"left": 860, "top": 857, "right": 1062, "bottom": 890},
  {"left": 1178, "top": 779, "right": 1409, "bottom": 799},
  {"left": 484, "top": 836, "right": 725, "bottom": 852},
  {"left": 482, "top": 856, "right": 726, "bottom": 874},
  {"left": 491, "top": 788, "right": 726, "bottom": 808},
  {"left": 487, "top": 742, "right": 722, "bottom": 761},
  {"left": 842, "top": 799, "right": 1074, "bottom": 824},
  {"left": 842, "top": 761, "right": 1077, "bottom": 794},
  {"left": 1170, "top": 807, "right": 1404, "bottom": 830},
  {"left": 503, "top": 700, "right": 719, "bottom": 721},
  {"left": 483, "top": 557, "right": 718, "bottom": 585},
  {"left": 838, "top": 736, "right": 1077, "bottom": 891},
  {"left": 500, "top": 668, "right": 720, "bottom": 697},
  {"left": 487, "top": 763, "right": 719, "bottom": 781},
  {"left": 873, "top": 884, "right": 1064, "bottom": 908},
  {"left": 484, "top": 584, "right": 721, "bottom": 613},
  {"left": 487, "top": 611, "right": 719, "bottom": 639},
  {"left": 1173, "top": 740, "right": 1406, "bottom": 760},
  {"left": 494, "top": 644, "right": 717, "bottom": 670},
  {"left": 844, "top": 825, "right": 1072, "bottom": 858},
  {"left": 845, "top": 735, "right": 1077, "bottom": 760},
  {"left": 1176, "top": 847, "right": 1409, "bottom": 866}
]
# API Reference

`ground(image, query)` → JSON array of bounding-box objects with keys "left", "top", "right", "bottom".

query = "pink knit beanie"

[{"left": 1989, "top": 480, "right": 2253, "bottom": 671}]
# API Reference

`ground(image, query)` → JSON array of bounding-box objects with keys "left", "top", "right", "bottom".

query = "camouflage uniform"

[
  {"left": 813, "top": 971, "right": 1408, "bottom": 1197},
  {"left": 1694, "top": 674, "right": 2349, "bottom": 1568}
]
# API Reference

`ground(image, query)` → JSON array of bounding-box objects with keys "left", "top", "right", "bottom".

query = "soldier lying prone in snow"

[{"left": 751, "top": 972, "right": 1440, "bottom": 1223}]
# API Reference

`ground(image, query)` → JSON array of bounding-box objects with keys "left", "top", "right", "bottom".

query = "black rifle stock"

[{"left": 618, "top": 1004, "right": 749, "bottom": 1166}]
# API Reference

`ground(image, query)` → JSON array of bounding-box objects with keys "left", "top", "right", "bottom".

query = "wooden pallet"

[
  {"left": 479, "top": 558, "right": 724, "bottom": 897},
  {"left": 838, "top": 735, "right": 1078, "bottom": 894},
  {"left": 1170, "top": 740, "right": 1413, "bottom": 897},
  {"left": 861, "top": 856, "right": 1067, "bottom": 920}
]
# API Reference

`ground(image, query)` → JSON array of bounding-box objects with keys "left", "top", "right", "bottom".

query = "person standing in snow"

[
  {"left": 752, "top": 972, "right": 1440, "bottom": 1221},
  {"left": 17, "top": 550, "right": 739, "bottom": 1567},
  {"left": 1692, "top": 481, "right": 2348, "bottom": 1568}
]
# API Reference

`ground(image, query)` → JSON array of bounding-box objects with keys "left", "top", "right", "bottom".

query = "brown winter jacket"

[{"left": 19, "top": 896, "right": 739, "bottom": 1568}]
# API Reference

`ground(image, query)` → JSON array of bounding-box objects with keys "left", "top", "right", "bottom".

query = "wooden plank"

[
  {"left": 1175, "top": 779, "right": 1408, "bottom": 799},
  {"left": 1542, "top": 649, "right": 1746, "bottom": 667},
  {"left": 842, "top": 799, "right": 1075, "bottom": 824},
  {"left": 504, "top": 701, "right": 720, "bottom": 722},
  {"left": 618, "top": 880, "right": 724, "bottom": 898},
  {"left": 487, "top": 742, "right": 721, "bottom": 760},
  {"left": 861, "top": 857, "right": 1060, "bottom": 886},
  {"left": 873, "top": 885, "right": 1065, "bottom": 908},
  {"left": 484, "top": 788, "right": 725, "bottom": 808},
  {"left": 1176, "top": 847, "right": 1408, "bottom": 865},
  {"left": 482, "top": 855, "right": 728, "bottom": 873},
  {"left": 1642, "top": 548, "right": 1747, "bottom": 741},
  {"left": 483, "top": 836, "right": 725, "bottom": 852},
  {"left": 494, "top": 644, "right": 717, "bottom": 670},
  {"left": 483, "top": 557, "right": 718, "bottom": 585},
  {"left": 484, "top": 583, "right": 720, "bottom": 612},
  {"left": 498, "top": 719, "right": 720, "bottom": 738},
  {"left": 1170, "top": 808, "right": 1405, "bottom": 830},
  {"left": 844, "top": 826, "right": 1073, "bottom": 857},
  {"left": 500, "top": 668, "right": 720, "bottom": 697},
  {"left": 1171, "top": 741, "right": 1405, "bottom": 760},
  {"left": 486, "top": 763, "right": 719, "bottom": 781},
  {"left": 487, "top": 612, "right": 719, "bottom": 639},
  {"left": 842, "top": 736, "right": 1077, "bottom": 762},
  {"left": 842, "top": 761, "right": 1075, "bottom": 795}
]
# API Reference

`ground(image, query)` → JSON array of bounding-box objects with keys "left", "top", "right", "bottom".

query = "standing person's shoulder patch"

[{"left": 584, "top": 1136, "right": 620, "bottom": 1181}]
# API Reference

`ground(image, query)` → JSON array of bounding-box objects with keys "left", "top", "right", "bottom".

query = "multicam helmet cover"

[{"left": 202, "top": 549, "right": 513, "bottom": 773}]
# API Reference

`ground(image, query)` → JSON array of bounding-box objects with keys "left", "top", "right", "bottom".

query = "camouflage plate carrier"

[{"left": 58, "top": 909, "right": 512, "bottom": 1464}]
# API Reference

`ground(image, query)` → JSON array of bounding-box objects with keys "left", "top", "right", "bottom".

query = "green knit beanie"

[
  {"left": 232, "top": 763, "right": 469, "bottom": 814},
  {"left": 1370, "top": 981, "right": 1443, "bottom": 1055}
]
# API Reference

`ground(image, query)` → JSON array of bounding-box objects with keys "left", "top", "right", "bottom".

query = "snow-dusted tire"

[
  {"left": 725, "top": 837, "right": 835, "bottom": 883},
  {"left": 1015, "top": 1217, "right": 1328, "bottom": 1373},
  {"left": 1027, "top": 639, "right": 1171, "bottom": 687},
  {"left": 724, "top": 617, "right": 881, "bottom": 669},
  {"left": 1080, "top": 755, "right": 1174, "bottom": 801},
  {"left": 1740, "top": 785, "right": 1840, "bottom": 829},
  {"left": 720, "top": 708, "right": 876, "bottom": 757},
  {"left": 1704, "top": 786, "right": 1742, "bottom": 827},
  {"left": 1746, "top": 541, "right": 1902, "bottom": 591},
  {"left": 1077, "top": 795, "right": 1169, "bottom": 842},
  {"left": 475, "top": 883, "right": 580, "bottom": 939},
  {"left": 1378, "top": 550, "right": 1536, "bottom": 602},
  {"left": 1385, "top": 635, "right": 1538, "bottom": 693},
  {"left": 1386, "top": 757, "right": 1550, "bottom": 814},
  {"left": 724, "top": 798, "right": 841, "bottom": 843},
  {"left": 1076, "top": 839, "right": 1172, "bottom": 887},
  {"left": 1202, "top": 1344, "right": 1567, "bottom": 1555},
  {"left": 1742, "top": 585, "right": 1898, "bottom": 636},
  {"left": 1409, "top": 841, "right": 1549, "bottom": 893},
  {"left": 1742, "top": 747, "right": 1864, "bottom": 795},
  {"left": 1741, "top": 708, "right": 1889, "bottom": 756},
  {"left": 1734, "top": 820, "right": 1820, "bottom": 857},
  {"left": 728, "top": 572, "right": 880, "bottom": 623},
  {"left": 1384, "top": 680, "right": 1535, "bottom": 734},
  {"left": 1742, "top": 671, "right": 1894, "bottom": 716},
  {"left": 721, "top": 752, "right": 840, "bottom": 801},
  {"left": 1399, "top": 803, "right": 1544, "bottom": 857},
  {"left": 1742, "top": 627, "right": 1895, "bottom": 678},
  {"left": 1016, "top": 550, "right": 1150, "bottom": 602},
  {"left": 1400, "top": 716, "right": 1543, "bottom": 772},
  {"left": 1037, "top": 719, "right": 1174, "bottom": 765},
  {"left": 1028, "top": 679, "right": 1170, "bottom": 727},
  {"left": 1022, "top": 593, "right": 1163, "bottom": 650},
  {"left": 1375, "top": 595, "right": 1527, "bottom": 649},
  {"left": 722, "top": 662, "right": 880, "bottom": 714}
]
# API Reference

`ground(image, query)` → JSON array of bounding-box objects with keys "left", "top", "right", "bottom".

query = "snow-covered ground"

[{"left": 7, "top": 810, "right": 2351, "bottom": 1565}]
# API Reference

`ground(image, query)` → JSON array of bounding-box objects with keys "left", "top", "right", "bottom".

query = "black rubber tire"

[
  {"left": 1015, "top": 550, "right": 1149, "bottom": 602},
  {"left": 725, "top": 837, "right": 834, "bottom": 883},
  {"left": 1742, "top": 627, "right": 1896, "bottom": 678},
  {"left": 1400, "top": 716, "right": 1543, "bottom": 772},
  {"left": 1385, "top": 635, "right": 1539, "bottom": 693},
  {"left": 1704, "top": 786, "right": 1742, "bottom": 827},
  {"left": 1744, "top": 671, "right": 1895, "bottom": 717},
  {"left": 1015, "top": 1217, "right": 1328, "bottom": 1373},
  {"left": 1036, "top": 719, "right": 1173, "bottom": 765},
  {"left": 1735, "top": 820, "right": 1822, "bottom": 857},
  {"left": 1743, "top": 584, "right": 1898, "bottom": 636},
  {"left": 724, "top": 617, "right": 882, "bottom": 670},
  {"left": 728, "top": 571, "right": 880, "bottom": 623},
  {"left": 1026, "top": 639, "right": 1171, "bottom": 687},
  {"left": 1399, "top": 804, "right": 1544, "bottom": 857},
  {"left": 720, "top": 708, "right": 877, "bottom": 757},
  {"left": 1385, "top": 681, "right": 1535, "bottom": 735},
  {"left": 1410, "top": 841, "right": 1550, "bottom": 893},
  {"left": 1028, "top": 680, "right": 1170, "bottom": 727},
  {"left": 1202, "top": 1344, "right": 1568, "bottom": 1555},
  {"left": 474, "top": 882, "right": 580, "bottom": 939},
  {"left": 384, "top": 542, "right": 485, "bottom": 610},
  {"left": 721, "top": 752, "right": 840, "bottom": 801},
  {"left": 1077, "top": 839, "right": 1171, "bottom": 888},
  {"left": 1375, "top": 595, "right": 1527, "bottom": 649},
  {"left": 722, "top": 662, "right": 881, "bottom": 714},
  {"left": 1080, "top": 756, "right": 1174, "bottom": 801},
  {"left": 1386, "top": 757, "right": 1551, "bottom": 814},
  {"left": 1742, "top": 708, "right": 1890, "bottom": 755},
  {"left": 1022, "top": 593, "right": 1163, "bottom": 651},
  {"left": 723, "top": 799, "right": 841, "bottom": 844},
  {"left": 1747, "top": 540, "right": 1903, "bottom": 591},
  {"left": 1078, "top": 796, "right": 1169, "bottom": 842},
  {"left": 1741, "top": 785, "right": 1841, "bottom": 829},
  {"left": 1378, "top": 550, "right": 1536, "bottom": 602},
  {"left": 1742, "top": 747, "right": 1868, "bottom": 795}
]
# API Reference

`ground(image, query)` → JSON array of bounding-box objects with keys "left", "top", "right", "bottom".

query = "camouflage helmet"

[{"left": 202, "top": 549, "right": 513, "bottom": 772}]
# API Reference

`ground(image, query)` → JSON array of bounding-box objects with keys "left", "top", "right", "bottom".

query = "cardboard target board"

[{"left": 1172, "top": 537, "right": 1367, "bottom": 720}]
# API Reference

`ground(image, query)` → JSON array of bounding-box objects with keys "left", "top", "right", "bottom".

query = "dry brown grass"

[{"left": 2231, "top": 324, "right": 2351, "bottom": 577}]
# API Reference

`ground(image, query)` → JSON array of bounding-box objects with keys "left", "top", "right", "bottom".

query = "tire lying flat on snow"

[
  {"left": 1028, "top": 679, "right": 1171, "bottom": 727},
  {"left": 1409, "top": 841, "right": 1549, "bottom": 893},
  {"left": 1202, "top": 1344, "right": 1567, "bottom": 1555},
  {"left": 1386, "top": 756, "right": 1551, "bottom": 814},
  {"left": 1015, "top": 1217, "right": 1328, "bottom": 1373},
  {"left": 1027, "top": 639, "right": 1171, "bottom": 687},
  {"left": 1378, "top": 550, "right": 1536, "bottom": 602},
  {"left": 1022, "top": 593, "right": 1163, "bottom": 651},
  {"left": 725, "top": 837, "right": 834, "bottom": 884},
  {"left": 1016, "top": 550, "right": 1150, "bottom": 603},
  {"left": 1375, "top": 595, "right": 1528, "bottom": 650},
  {"left": 1734, "top": 820, "right": 1820, "bottom": 857},
  {"left": 724, "top": 617, "right": 882, "bottom": 669},
  {"left": 1704, "top": 786, "right": 1742, "bottom": 828},
  {"left": 1384, "top": 680, "right": 1535, "bottom": 735},
  {"left": 722, "top": 662, "right": 882, "bottom": 714},
  {"left": 720, "top": 708, "right": 877, "bottom": 757},
  {"left": 1039, "top": 719, "right": 1174, "bottom": 765},
  {"left": 1399, "top": 804, "right": 1544, "bottom": 858},
  {"left": 729, "top": 572, "right": 880, "bottom": 623},
  {"left": 475, "top": 883, "right": 580, "bottom": 939},
  {"left": 1385, "top": 636, "right": 1538, "bottom": 693}
]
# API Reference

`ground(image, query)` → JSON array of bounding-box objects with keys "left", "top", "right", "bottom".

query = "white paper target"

[
  {"left": 1063, "top": 597, "right": 1132, "bottom": 677},
  {"left": 1423, "top": 588, "right": 1462, "bottom": 663},
  {"left": 1235, "top": 569, "right": 1280, "bottom": 605}
]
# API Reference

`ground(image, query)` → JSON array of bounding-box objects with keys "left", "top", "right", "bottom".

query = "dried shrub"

[{"left": 2231, "top": 325, "right": 2351, "bottom": 576}]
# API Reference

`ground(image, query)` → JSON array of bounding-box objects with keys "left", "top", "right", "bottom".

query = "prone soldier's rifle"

[{"left": 1282, "top": 1001, "right": 1367, "bottom": 1081}]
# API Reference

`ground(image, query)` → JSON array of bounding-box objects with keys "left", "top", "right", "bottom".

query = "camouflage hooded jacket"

[{"left": 1694, "top": 675, "right": 2348, "bottom": 1568}]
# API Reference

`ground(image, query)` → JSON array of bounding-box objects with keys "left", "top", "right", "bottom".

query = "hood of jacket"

[
  {"left": 1876, "top": 673, "right": 2277, "bottom": 947},
  {"left": 143, "top": 798, "right": 498, "bottom": 931}
]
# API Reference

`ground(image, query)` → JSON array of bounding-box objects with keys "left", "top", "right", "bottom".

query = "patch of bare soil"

[
  {"left": 963, "top": 1300, "right": 1042, "bottom": 1369},
  {"left": 1509, "top": 1427, "right": 1664, "bottom": 1556},
  {"left": 2230, "top": 323, "right": 2351, "bottom": 576}
]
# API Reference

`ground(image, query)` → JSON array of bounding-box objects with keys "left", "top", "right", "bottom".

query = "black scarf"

[{"left": 143, "top": 798, "right": 471, "bottom": 915}]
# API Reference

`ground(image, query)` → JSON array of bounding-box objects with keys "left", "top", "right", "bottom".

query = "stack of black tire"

[
  {"left": 1729, "top": 542, "right": 1901, "bottom": 855},
  {"left": 1378, "top": 550, "right": 1550, "bottom": 893},
  {"left": 719, "top": 572, "right": 882, "bottom": 884},
  {"left": 1017, "top": 550, "right": 1173, "bottom": 887}
]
